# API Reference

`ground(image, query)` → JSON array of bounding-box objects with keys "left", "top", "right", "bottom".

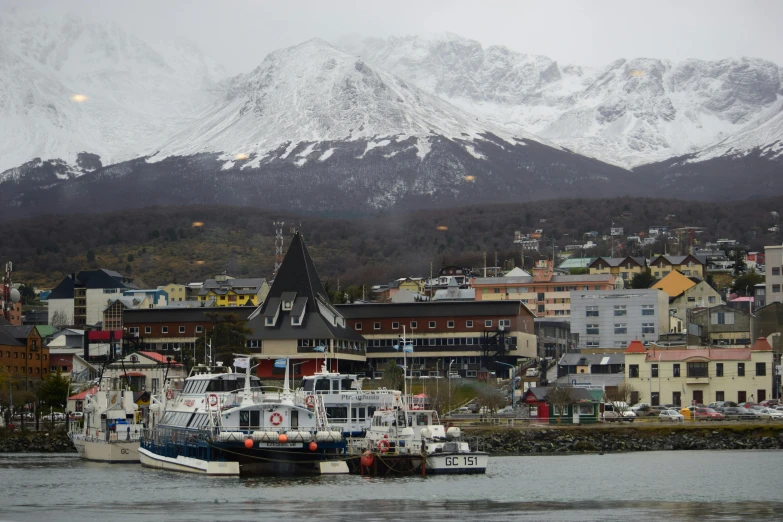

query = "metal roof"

[{"left": 335, "top": 300, "right": 531, "bottom": 319}]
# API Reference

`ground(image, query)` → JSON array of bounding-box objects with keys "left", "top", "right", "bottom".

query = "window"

[
  {"left": 128, "top": 327, "right": 139, "bottom": 334},
  {"left": 145, "top": 326, "right": 151, "bottom": 334},
  {"left": 537, "top": 293, "right": 545, "bottom": 301},
  {"left": 586, "top": 324, "right": 599, "bottom": 335},
  {"left": 651, "top": 392, "right": 660, "bottom": 406},
  {"left": 738, "top": 391, "right": 746, "bottom": 403},
  {"left": 586, "top": 341, "right": 599, "bottom": 348},
  {"left": 410, "top": 321, "right": 417, "bottom": 329},
  {"left": 429, "top": 321, "right": 436, "bottom": 329},
  {"left": 614, "top": 323, "right": 627, "bottom": 335},
  {"left": 738, "top": 363, "right": 745, "bottom": 377},
  {"left": 711, "top": 311, "right": 735, "bottom": 325},
  {"left": 537, "top": 305, "right": 545, "bottom": 313},
  {"left": 641, "top": 305, "right": 654, "bottom": 316},
  {"left": 392, "top": 322, "right": 399, "bottom": 330},
  {"left": 374, "top": 322, "right": 381, "bottom": 330},
  {"left": 687, "top": 362, "right": 708, "bottom": 378},
  {"left": 756, "top": 362, "right": 766, "bottom": 376},
  {"left": 162, "top": 326, "right": 168, "bottom": 334},
  {"left": 465, "top": 320, "right": 473, "bottom": 328},
  {"left": 773, "top": 267, "right": 781, "bottom": 275},
  {"left": 355, "top": 323, "right": 362, "bottom": 330},
  {"left": 447, "top": 321, "right": 455, "bottom": 328},
  {"left": 673, "top": 364, "right": 680, "bottom": 377},
  {"left": 642, "top": 323, "right": 655, "bottom": 334},
  {"left": 715, "top": 391, "right": 724, "bottom": 402},
  {"left": 179, "top": 326, "right": 185, "bottom": 334},
  {"left": 614, "top": 305, "right": 627, "bottom": 316},
  {"left": 716, "top": 363, "right": 723, "bottom": 377},
  {"left": 773, "top": 285, "right": 781, "bottom": 293},
  {"left": 687, "top": 297, "right": 696, "bottom": 303},
  {"left": 708, "top": 296, "right": 716, "bottom": 304},
  {"left": 499, "top": 319, "right": 511, "bottom": 328},
  {"left": 586, "top": 306, "right": 599, "bottom": 317},
  {"left": 629, "top": 365, "right": 639, "bottom": 378},
  {"left": 485, "top": 320, "right": 492, "bottom": 328},
  {"left": 195, "top": 325, "right": 203, "bottom": 333},
  {"left": 651, "top": 364, "right": 658, "bottom": 378}
]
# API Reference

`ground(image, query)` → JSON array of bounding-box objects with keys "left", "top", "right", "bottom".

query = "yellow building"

[
  {"left": 652, "top": 270, "right": 695, "bottom": 297},
  {"left": 624, "top": 338, "right": 774, "bottom": 406},
  {"left": 588, "top": 256, "right": 647, "bottom": 282},
  {"left": 197, "top": 277, "right": 269, "bottom": 307},
  {"left": 160, "top": 283, "right": 188, "bottom": 303},
  {"left": 649, "top": 255, "right": 705, "bottom": 280}
]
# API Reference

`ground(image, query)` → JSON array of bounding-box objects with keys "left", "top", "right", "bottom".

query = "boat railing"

[{"left": 72, "top": 429, "right": 142, "bottom": 444}]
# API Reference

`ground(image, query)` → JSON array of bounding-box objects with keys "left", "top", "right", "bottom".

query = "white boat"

[
  {"left": 299, "top": 362, "right": 401, "bottom": 437},
  {"left": 357, "top": 406, "right": 488, "bottom": 475},
  {"left": 139, "top": 359, "right": 350, "bottom": 476},
  {"left": 69, "top": 385, "right": 142, "bottom": 463}
]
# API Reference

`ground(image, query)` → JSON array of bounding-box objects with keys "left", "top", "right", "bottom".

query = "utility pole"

[{"left": 483, "top": 252, "right": 487, "bottom": 277}]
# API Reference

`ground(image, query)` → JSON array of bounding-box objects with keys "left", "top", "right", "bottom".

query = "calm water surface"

[{"left": 1, "top": 451, "right": 781, "bottom": 521}]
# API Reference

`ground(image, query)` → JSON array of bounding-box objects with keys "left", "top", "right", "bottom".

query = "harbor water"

[{"left": 1, "top": 450, "right": 782, "bottom": 521}]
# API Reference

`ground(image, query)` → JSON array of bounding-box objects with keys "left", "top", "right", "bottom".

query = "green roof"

[
  {"left": 558, "top": 258, "right": 596, "bottom": 269},
  {"left": 35, "top": 325, "right": 57, "bottom": 338}
]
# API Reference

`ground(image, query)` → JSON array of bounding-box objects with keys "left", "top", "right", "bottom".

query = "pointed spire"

[{"left": 265, "top": 232, "right": 328, "bottom": 305}]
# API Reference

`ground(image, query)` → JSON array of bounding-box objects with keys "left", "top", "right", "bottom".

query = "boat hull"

[
  {"left": 138, "top": 447, "right": 240, "bottom": 476},
  {"left": 71, "top": 436, "right": 140, "bottom": 463},
  {"left": 426, "top": 452, "right": 488, "bottom": 474}
]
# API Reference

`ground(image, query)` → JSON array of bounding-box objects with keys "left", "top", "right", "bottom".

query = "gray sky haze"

[{"left": 2, "top": 0, "right": 782, "bottom": 75}]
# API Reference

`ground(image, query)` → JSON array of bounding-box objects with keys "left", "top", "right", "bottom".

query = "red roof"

[
  {"left": 625, "top": 340, "right": 646, "bottom": 353},
  {"left": 646, "top": 348, "right": 752, "bottom": 362},
  {"left": 122, "top": 371, "right": 146, "bottom": 377},
  {"left": 140, "top": 351, "right": 182, "bottom": 366},
  {"left": 751, "top": 337, "right": 773, "bottom": 351},
  {"left": 68, "top": 386, "right": 98, "bottom": 400}
]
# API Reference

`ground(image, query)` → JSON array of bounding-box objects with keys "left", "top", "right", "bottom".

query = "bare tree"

[
  {"left": 604, "top": 382, "right": 641, "bottom": 416},
  {"left": 475, "top": 381, "right": 505, "bottom": 416},
  {"left": 547, "top": 385, "right": 573, "bottom": 424},
  {"left": 50, "top": 309, "right": 70, "bottom": 327}
]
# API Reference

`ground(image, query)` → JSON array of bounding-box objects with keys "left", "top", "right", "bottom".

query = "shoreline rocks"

[
  {"left": 0, "top": 432, "right": 76, "bottom": 453},
  {"left": 468, "top": 425, "right": 783, "bottom": 455}
]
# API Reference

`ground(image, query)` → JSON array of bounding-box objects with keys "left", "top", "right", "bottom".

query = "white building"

[
  {"left": 571, "top": 289, "right": 670, "bottom": 349},
  {"left": 48, "top": 269, "right": 137, "bottom": 327},
  {"left": 764, "top": 245, "right": 783, "bottom": 306}
]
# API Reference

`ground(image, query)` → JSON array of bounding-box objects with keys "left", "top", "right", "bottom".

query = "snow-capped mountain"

[
  {"left": 0, "top": 9, "right": 225, "bottom": 177},
  {"left": 336, "top": 33, "right": 783, "bottom": 168},
  {"left": 147, "top": 38, "right": 551, "bottom": 165}
]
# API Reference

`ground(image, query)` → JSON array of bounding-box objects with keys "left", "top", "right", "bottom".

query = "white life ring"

[
  {"left": 208, "top": 394, "right": 219, "bottom": 407},
  {"left": 305, "top": 395, "right": 315, "bottom": 408},
  {"left": 270, "top": 412, "right": 283, "bottom": 426}
]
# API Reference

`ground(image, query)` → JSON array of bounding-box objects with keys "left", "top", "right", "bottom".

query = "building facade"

[
  {"left": 624, "top": 338, "right": 774, "bottom": 406},
  {"left": 690, "top": 305, "right": 751, "bottom": 346},
  {"left": 197, "top": 276, "right": 269, "bottom": 307},
  {"left": 764, "top": 245, "right": 783, "bottom": 306},
  {"left": 588, "top": 256, "right": 647, "bottom": 282},
  {"left": 570, "top": 289, "right": 670, "bottom": 349},
  {"left": 48, "top": 269, "right": 137, "bottom": 326},
  {"left": 649, "top": 255, "right": 705, "bottom": 280},
  {"left": 0, "top": 324, "right": 50, "bottom": 390}
]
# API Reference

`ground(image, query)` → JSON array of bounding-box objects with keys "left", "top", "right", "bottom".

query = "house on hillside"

[
  {"left": 588, "top": 256, "right": 647, "bottom": 282},
  {"left": 649, "top": 255, "right": 706, "bottom": 280},
  {"left": 48, "top": 269, "right": 138, "bottom": 327},
  {"left": 652, "top": 271, "right": 723, "bottom": 323}
]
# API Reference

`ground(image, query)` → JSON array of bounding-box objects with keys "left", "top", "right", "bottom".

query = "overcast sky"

[{"left": 3, "top": 0, "right": 782, "bottom": 75}]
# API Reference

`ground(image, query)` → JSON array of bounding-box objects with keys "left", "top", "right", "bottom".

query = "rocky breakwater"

[
  {"left": 470, "top": 425, "right": 783, "bottom": 455},
  {"left": 0, "top": 432, "right": 76, "bottom": 453}
]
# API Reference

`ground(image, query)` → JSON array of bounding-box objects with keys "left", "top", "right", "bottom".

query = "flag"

[
  {"left": 313, "top": 345, "right": 326, "bottom": 352},
  {"left": 233, "top": 357, "right": 249, "bottom": 369},
  {"left": 403, "top": 344, "right": 413, "bottom": 353},
  {"left": 393, "top": 344, "right": 400, "bottom": 351},
  {"left": 274, "top": 359, "right": 287, "bottom": 369}
]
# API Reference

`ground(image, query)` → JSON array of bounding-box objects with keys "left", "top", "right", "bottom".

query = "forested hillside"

[{"left": 4, "top": 197, "right": 781, "bottom": 290}]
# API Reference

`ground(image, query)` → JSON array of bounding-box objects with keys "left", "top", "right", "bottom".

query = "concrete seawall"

[{"left": 469, "top": 424, "right": 783, "bottom": 455}]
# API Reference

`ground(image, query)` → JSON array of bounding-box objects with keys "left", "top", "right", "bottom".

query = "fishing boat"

[
  {"left": 69, "top": 384, "right": 143, "bottom": 463},
  {"left": 139, "top": 358, "right": 349, "bottom": 476}
]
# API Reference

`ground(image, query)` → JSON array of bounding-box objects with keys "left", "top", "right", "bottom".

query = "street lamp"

[
  {"left": 496, "top": 361, "right": 517, "bottom": 409},
  {"left": 448, "top": 359, "right": 455, "bottom": 413}
]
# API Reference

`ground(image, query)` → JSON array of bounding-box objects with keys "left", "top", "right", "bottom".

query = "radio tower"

[{"left": 273, "top": 221, "right": 285, "bottom": 277}]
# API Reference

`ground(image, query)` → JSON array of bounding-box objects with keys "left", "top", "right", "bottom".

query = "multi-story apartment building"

[
  {"left": 48, "top": 269, "right": 137, "bottom": 326},
  {"left": 570, "top": 289, "right": 670, "bottom": 349},
  {"left": 473, "top": 260, "right": 616, "bottom": 317},
  {"left": 0, "top": 323, "right": 50, "bottom": 390},
  {"left": 764, "top": 245, "right": 783, "bottom": 305},
  {"left": 689, "top": 305, "right": 751, "bottom": 346},
  {"left": 197, "top": 275, "right": 269, "bottom": 307},
  {"left": 652, "top": 270, "right": 723, "bottom": 321},
  {"left": 624, "top": 338, "right": 774, "bottom": 406},
  {"left": 649, "top": 255, "right": 706, "bottom": 280},
  {"left": 587, "top": 256, "right": 647, "bottom": 282}
]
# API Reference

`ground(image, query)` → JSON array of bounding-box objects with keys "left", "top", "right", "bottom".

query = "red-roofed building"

[
  {"left": 624, "top": 341, "right": 774, "bottom": 407},
  {"left": 102, "top": 351, "right": 187, "bottom": 394},
  {"left": 67, "top": 386, "right": 98, "bottom": 413}
]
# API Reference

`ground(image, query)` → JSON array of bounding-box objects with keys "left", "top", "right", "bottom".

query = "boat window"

[
  {"left": 417, "top": 413, "right": 428, "bottom": 426},
  {"left": 331, "top": 380, "right": 340, "bottom": 393},
  {"left": 240, "top": 410, "right": 250, "bottom": 429},
  {"left": 342, "top": 378, "right": 353, "bottom": 391},
  {"left": 367, "top": 406, "right": 376, "bottom": 418},
  {"left": 315, "top": 379, "right": 330, "bottom": 392},
  {"left": 250, "top": 377, "right": 262, "bottom": 388},
  {"left": 326, "top": 406, "right": 347, "bottom": 421},
  {"left": 302, "top": 379, "right": 314, "bottom": 392}
]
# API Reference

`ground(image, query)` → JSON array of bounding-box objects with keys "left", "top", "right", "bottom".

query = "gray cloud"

[{"left": 3, "top": 0, "right": 781, "bottom": 75}]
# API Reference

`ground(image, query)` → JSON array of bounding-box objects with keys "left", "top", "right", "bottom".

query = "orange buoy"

[
  {"left": 309, "top": 441, "right": 317, "bottom": 451},
  {"left": 360, "top": 451, "right": 374, "bottom": 468},
  {"left": 244, "top": 438, "right": 254, "bottom": 449},
  {"left": 278, "top": 433, "right": 288, "bottom": 443}
]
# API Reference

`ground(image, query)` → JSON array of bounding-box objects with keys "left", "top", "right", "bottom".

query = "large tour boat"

[
  {"left": 139, "top": 359, "right": 349, "bottom": 476},
  {"left": 69, "top": 384, "right": 143, "bottom": 463}
]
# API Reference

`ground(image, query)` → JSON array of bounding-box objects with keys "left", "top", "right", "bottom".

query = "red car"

[{"left": 694, "top": 407, "right": 724, "bottom": 421}]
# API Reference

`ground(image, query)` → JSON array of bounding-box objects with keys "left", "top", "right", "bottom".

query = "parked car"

[
  {"left": 630, "top": 403, "right": 650, "bottom": 412},
  {"left": 756, "top": 408, "right": 783, "bottom": 421},
  {"left": 659, "top": 409, "right": 684, "bottom": 422},
  {"left": 69, "top": 412, "right": 84, "bottom": 420},
  {"left": 694, "top": 407, "right": 725, "bottom": 421},
  {"left": 708, "top": 401, "right": 728, "bottom": 409},
  {"left": 721, "top": 407, "right": 757, "bottom": 421},
  {"left": 760, "top": 399, "right": 780, "bottom": 408},
  {"left": 603, "top": 404, "right": 635, "bottom": 422}
]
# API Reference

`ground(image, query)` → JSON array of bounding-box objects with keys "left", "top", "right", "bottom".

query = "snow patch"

[
  {"left": 318, "top": 148, "right": 335, "bottom": 161},
  {"left": 221, "top": 161, "right": 235, "bottom": 170},
  {"left": 360, "top": 139, "right": 391, "bottom": 158},
  {"left": 415, "top": 137, "right": 431, "bottom": 160},
  {"left": 280, "top": 142, "right": 298, "bottom": 159},
  {"left": 297, "top": 143, "right": 318, "bottom": 158},
  {"left": 294, "top": 158, "right": 308, "bottom": 167},
  {"left": 464, "top": 144, "right": 486, "bottom": 159}
]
